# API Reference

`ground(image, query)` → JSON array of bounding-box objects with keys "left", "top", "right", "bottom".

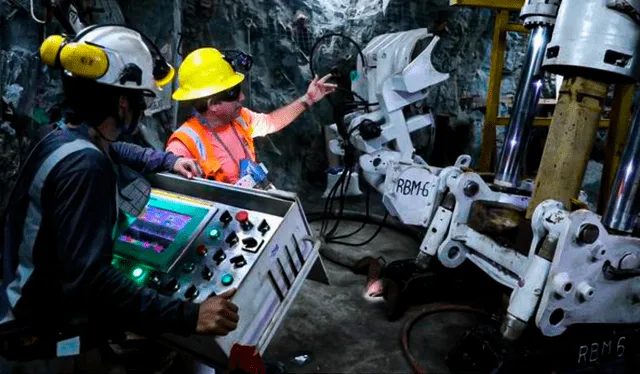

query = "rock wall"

[
  {"left": 180, "top": 0, "right": 535, "bottom": 188},
  {"left": 1, "top": 0, "right": 550, "bottom": 209}
]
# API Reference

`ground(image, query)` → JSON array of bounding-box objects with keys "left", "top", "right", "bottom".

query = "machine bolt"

[
  {"left": 552, "top": 272, "right": 572, "bottom": 298},
  {"left": 577, "top": 223, "right": 599, "bottom": 245},
  {"left": 577, "top": 282, "right": 595, "bottom": 302},
  {"left": 590, "top": 244, "right": 607, "bottom": 261},
  {"left": 463, "top": 181, "right": 479, "bottom": 197}
]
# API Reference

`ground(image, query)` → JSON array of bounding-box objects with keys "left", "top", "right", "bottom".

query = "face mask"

[{"left": 119, "top": 93, "right": 149, "bottom": 136}]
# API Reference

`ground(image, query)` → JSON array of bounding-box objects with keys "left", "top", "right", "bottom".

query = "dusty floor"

[{"left": 262, "top": 193, "right": 486, "bottom": 373}]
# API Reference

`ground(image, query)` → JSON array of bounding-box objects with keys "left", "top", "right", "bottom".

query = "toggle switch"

[
  {"left": 225, "top": 231, "right": 239, "bottom": 246},
  {"left": 202, "top": 266, "right": 213, "bottom": 280},
  {"left": 185, "top": 284, "right": 199, "bottom": 299},
  {"left": 230, "top": 255, "right": 247, "bottom": 268},
  {"left": 258, "top": 220, "right": 270, "bottom": 235},
  {"left": 220, "top": 211, "right": 233, "bottom": 226},
  {"left": 213, "top": 249, "right": 226, "bottom": 265},
  {"left": 164, "top": 277, "right": 179, "bottom": 293}
]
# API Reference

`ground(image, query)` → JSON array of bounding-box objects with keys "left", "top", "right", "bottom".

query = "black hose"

[
  {"left": 309, "top": 33, "right": 367, "bottom": 80},
  {"left": 402, "top": 304, "right": 490, "bottom": 374},
  {"left": 328, "top": 212, "right": 388, "bottom": 247},
  {"left": 307, "top": 211, "right": 424, "bottom": 243}
]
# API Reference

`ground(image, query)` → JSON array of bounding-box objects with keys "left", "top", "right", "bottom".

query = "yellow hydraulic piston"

[
  {"left": 525, "top": 77, "right": 608, "bottom": 219},
  {"left": 523, "top": 0, "right": 640, "bottom": 219}
]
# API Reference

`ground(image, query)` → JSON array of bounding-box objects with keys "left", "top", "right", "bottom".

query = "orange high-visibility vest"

[{"left": 167, "top": 110, "right": 256, "bottom": 182}]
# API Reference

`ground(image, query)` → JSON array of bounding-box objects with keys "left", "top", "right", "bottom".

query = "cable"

[
  {"left": 309, "top": 33, "right": 367, "bottom": 80},
  {"left": 330, "top": 186, "right": 370, "bottom": 240},
  {"left": 402, "top": 304, "right": 490, "bottom": 374},
  {"left": 306, "top": 211, "right": 423, "bottom": 243},
  {"left": 30, "top": 0, "right": 45, "bottom": 23},
  {"left": 329, "top": 212, "right": 388, "bottom": 247}
]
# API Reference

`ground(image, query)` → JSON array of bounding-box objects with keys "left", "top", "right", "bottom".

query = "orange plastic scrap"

[{"left": 227, "top": 344, "right": 265, "bottom": 374}]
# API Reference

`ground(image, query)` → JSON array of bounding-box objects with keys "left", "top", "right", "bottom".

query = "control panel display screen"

[
  {"left": 117, "top": 207, "right": 193, "bottom": 254},
  {"left": 113, "top": 189, "right": 214, "bottom": 272}
]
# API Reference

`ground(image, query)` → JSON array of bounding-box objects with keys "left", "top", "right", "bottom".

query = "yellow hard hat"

[{"left": 172, "top": 47, "right": 244, "bottom": 102}]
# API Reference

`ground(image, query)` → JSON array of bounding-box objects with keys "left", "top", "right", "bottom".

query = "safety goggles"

[{"left": 214, "top": 84, "right": 242, "bottom": 102}]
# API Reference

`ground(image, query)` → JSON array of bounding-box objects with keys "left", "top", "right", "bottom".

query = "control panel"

[{"left": 111, "top": 173, "right": 327, "bottom": 366}]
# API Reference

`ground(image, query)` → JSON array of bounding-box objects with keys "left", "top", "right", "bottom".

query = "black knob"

[
  {"left": 258, "top": 220, "right": 270, "bottom": 235},
  {"left": 225, "top": 232, "right": 239, "bottom": 246},
  {"left": 149, "top": 273, "right": 162, "bottom": 289},
  {"left": 230, "top": 255, "right": 247, "bottom": 268},
  {"left": 185, "top": 285, "right": 199, "bottom": 299},
  {"left": 213, "top": 249, "right": 226, "bottom": 265},
  {"left": 220, "top": 211, "right": 233, "bottom": 225},
  {"left": 202, "top": 266, "right": 213, "bottom": 280},
  {"left": 164, "top": 278, "right": 179, "bottom": 293}
]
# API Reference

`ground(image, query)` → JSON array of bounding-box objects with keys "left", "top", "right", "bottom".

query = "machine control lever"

[
  {"left": 220, "top": 211, "right": 233, "bottom": 226},
  {"left": 226, "top": 232, "right": 239, "bottom": 246},
  {"left": 213, "top": 249, "right": 226, "bottom": 264}
]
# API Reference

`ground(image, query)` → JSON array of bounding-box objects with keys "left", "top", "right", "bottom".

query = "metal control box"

[{"left": 112, "top": 173, "right": 328, "bottom": 366}]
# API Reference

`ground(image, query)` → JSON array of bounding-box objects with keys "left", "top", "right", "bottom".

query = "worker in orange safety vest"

[{"left": 166, "top": 47, "right": 337, "bottom": 185}]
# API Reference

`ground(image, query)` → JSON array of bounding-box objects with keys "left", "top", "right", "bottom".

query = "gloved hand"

[{"left": 303, "top": 74, "right": 338, "bottom": 105}]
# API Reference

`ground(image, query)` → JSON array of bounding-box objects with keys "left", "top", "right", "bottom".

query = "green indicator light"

[
  {"left": 209, "top": 228, "right": 221, "bottom": 239},
  {"left": 132, "top": 267, "right": 144, "bottom": 278},
  {"left": 221, "top": 274, "right": 234, "bottom": 286},
  {"left": 111, "top": 259, "right": 117, "bottom": 265}
]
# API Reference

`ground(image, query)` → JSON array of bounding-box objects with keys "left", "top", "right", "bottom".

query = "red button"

[
  {"left": 196, "top": 244, "right": 207, "bottom": 256},
  {"left": 235, "top": 211, "right": 249, "bottom": 223}
]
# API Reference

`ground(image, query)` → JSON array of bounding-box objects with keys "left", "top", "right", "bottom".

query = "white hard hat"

[
  {"left": 73, "top": 25, "right": 159, "bottom": 94},
  {"left": 40, "top": 24, "right": 175, "bottom": 97}
]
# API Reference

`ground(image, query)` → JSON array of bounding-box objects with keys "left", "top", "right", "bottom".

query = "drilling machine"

[
  {"left": 326, "top": 28, "right": 473, "bottom": 228},
  {"left": 440, "top": 0, "right": 640, "bottom": 372},
  {"left": 328, "top": 0, "right": 566, "bottom": 319}
]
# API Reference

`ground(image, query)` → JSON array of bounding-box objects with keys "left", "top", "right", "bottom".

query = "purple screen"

[{"left": 117, "top": 206, "right": 192, "bottom": 253}]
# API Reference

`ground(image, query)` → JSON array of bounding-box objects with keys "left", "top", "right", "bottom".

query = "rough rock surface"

[
  {"left": 1, "top": 0, "right": 579, "bottom": 209},
  {"left": 179, "top": 0, "right": 533, "bottom": 185}
]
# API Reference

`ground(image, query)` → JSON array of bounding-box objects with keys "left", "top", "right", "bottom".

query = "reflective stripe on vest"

[
  {"left": 178, "top": 126, "right": 208, "bottom": 160},
  {"left": 169, "top": 113, "right": 256, "bottom": 181},
  {"left": 1, "top": 139, "right": 101, "bottom": 324}
]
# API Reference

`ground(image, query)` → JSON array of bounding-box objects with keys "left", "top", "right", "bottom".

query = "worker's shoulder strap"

[
  {"left": 30, "top": 138, "right": 102, "bottom": 197},
  {"left": 233, "top": 109, "right": 255, "bottom": 154},
  {"left": 169, "top": 117, "right": 222, "bottom": 177}
]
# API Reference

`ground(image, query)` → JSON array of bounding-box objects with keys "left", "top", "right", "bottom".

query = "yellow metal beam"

[
  {"left": 496, "top": 117, "right": 610, "bottom": 128},
  {"left": 504, "top": 23, "right": 529, "bottom": 33},
  {"left": 450, "top": 0, "right": 524, "bottom": 11},
  {"left": 477, "top": 10, "right": 510, "bottom": 172}
]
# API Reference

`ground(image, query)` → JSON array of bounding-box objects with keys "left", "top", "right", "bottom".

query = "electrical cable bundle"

[{"left": 308, "top": 33, "right": 389, "bottom": 248}]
